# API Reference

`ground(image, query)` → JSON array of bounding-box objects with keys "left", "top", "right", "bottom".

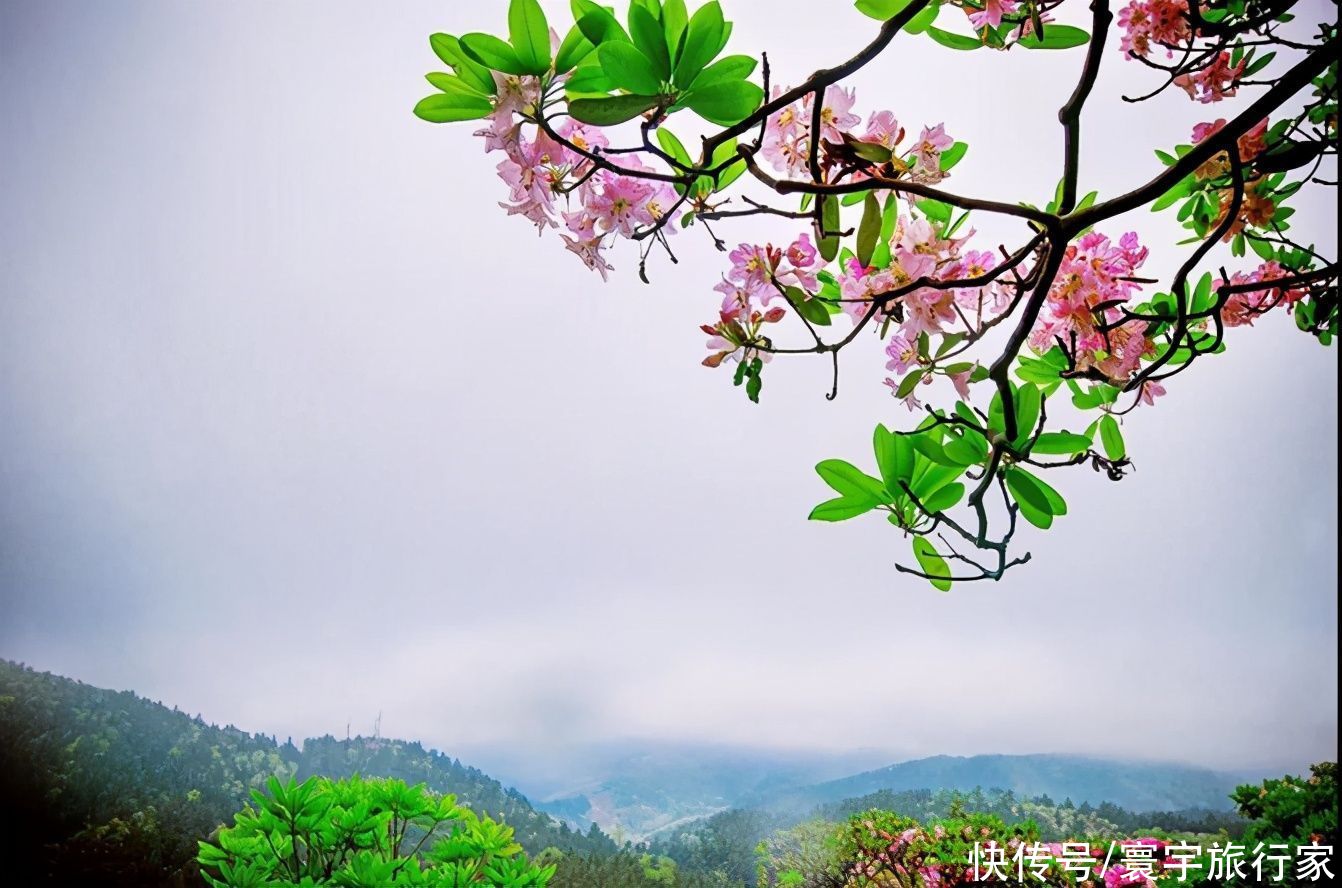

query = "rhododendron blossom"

[{"left": 418, "top": 0, "right": 1337, "bottom": 589}]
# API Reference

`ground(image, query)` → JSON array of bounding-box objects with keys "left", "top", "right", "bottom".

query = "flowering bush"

[{"left": 415, "top": 0, "right": 1337, "bottom": 589}]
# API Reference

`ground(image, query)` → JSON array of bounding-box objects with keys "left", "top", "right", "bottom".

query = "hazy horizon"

[{"left": 2, "top": 0, "right": 1337, "bottom": 790}]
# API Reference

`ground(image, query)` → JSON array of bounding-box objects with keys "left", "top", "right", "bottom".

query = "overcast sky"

[{"left": 1, "top": 0, "right": 1337, "bottom": 793}]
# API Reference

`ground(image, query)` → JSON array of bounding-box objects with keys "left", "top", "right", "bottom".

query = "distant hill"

[
  {"left": 754, "top": 753, "right": 1248, "bottom": 814},
  {"left": 0, "top": 659, "right": 614, "bottom": 886},
  {"left": 532, "top": 743, "right": 886, "bottom": 841}
]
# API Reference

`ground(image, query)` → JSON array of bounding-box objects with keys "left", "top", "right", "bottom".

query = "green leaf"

[
  {"left": 939, "top": 141, "right": 968, "bottom": 171},
  {"left": 689, "top": 54, "right": 756, "bottom": 90},
  {"left": 816, "top": 459, "right": 888, "bottom": 502},
  {"left": 1017, "top": 24, "right": 1091, "bottom": 49},
  {"left": 1098, "top": 414, "right": 1126, "bottom": 461},
  {"left": 873, "top": 424, "right": 911, "bottom": 493},
  {"left": 414, "top": 91, "right": 493, "bottom": 122},
  {"left": 597, "top": 41, "right": 663, "bottom": 94},
  {"left": 662, "top": 0, "right": 689, "bottom": 58},
  {"left": 926, "top": 27, "right": 981, "bottom": 50},
  {"left": 906, "top": 2, "right": 940, "bottom": 33},
  {"left": 1031, "top": 431, "right": 1091, "bottom": 455},
  {"left": 1013, "top": 466, "right": 1066, "bottom": 516},
  {"left": 573, "top": 1, "right": 631, "bottom": 45},
  {"left": 672, "top": 1, "right": 725, "bottom": 88},
  {"left": 920, "top": 481, "right": 964, "bottom": 514},
  {"left": 789, "top": 287, "right": 832, "bottom": 326},
  {"left": 569, "top": 94, "right": 661, "bottom": 125},
  {"left": 855, "top": 0, "right": 918, "bottom": 19},
  {"left": 810, "top": 496, "right": 877, "bottom": 521},
  {"left": 629, "top": 4, "right": 672, "bottom": 79},
  {"left": 555, "top": 26, "right": 596, "bottom": 74},
  {"left": 460, "top": 33, "right": 530, "bottom": 75},
  {"left": 1005, "top": 468, "right": 1053, "bottom": 529},
  {"left": 430, "top": 34, "right": 497, "bottom": 95},
  {"left": 684, "top": 80, "right": 763, "bottom": 125},
  {"left": 856, "top": 193, "right": 881, "bottom": 268},
  {"left": 656, "top": 128, "right": 692, "bottom": 166},
  {"left": 508, "top": 0, "right": 551, "bottom": 73},
  {"left": 819, "top": 195, "right": 841, "bottom": 262},
  {"left": 911, "top": 461, "right": 962, "bottom": 501},
  {"left": 1012, "top": 383, "right": 1042, "bottom": 448},
  {"left": 912, "top": 537, "right": 953, "bottom": 592},
  {"left": 426, "top": 72, "right": 485, "bottom": 97},
  {"left": 565, "top": 65, "right": 616, "bottom": 96}
]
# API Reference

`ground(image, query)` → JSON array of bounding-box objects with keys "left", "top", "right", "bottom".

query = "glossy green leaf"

[
  {"left": 1031, "top": 431, "right": 1092, "bottom": 455},
  {"left": 555, "top": 25, "right": 597, "bottom": 74},
  {"left": 508, "top": 0, "right": 551, "bottom": 73},
  {"left": 684, "top": 80, "right": 762, "bottom": 125},
  {"left": 856, "top": 193, "right": 881, "bottom": 268},
  {"left": 629, "top": 4, "right": 672, "bottom": 79},
  {"left": 939, "top": 141, "right": 968, "bottom": 171},
  {"left": 906, "top": 2, "right": 940, "bottom": 32},
  {"left": 873, "top": 424, "right": 911, "bottom": 493},
  {"left": 573, "top": 1, "right": 632, "bottom": 45},
  {"left": 912, "top": 536, "right": 953, "bottom": 592},
  {"left": 414, "top": 91, "right": 493, "bottom": 122},
  {"left": 662, "top": 0, "right": 689, "bottom": 57},
  {"left": 1012, "top": 383, "right": 1042, "bottom": 448},
  {"left": 855, "top": 0, "right": 919, "bottom": 19},
  {"left": 460, "top": 33, "right": 529, "bottom": 75},
  {"left": 926, "top": 27, "right": 981, "bottom": 50},
  {"left": 672, "top": 1, "right": 725, "bottom": 88},
  {"left": 569, "top": 94, "right": 661, "bottom": 125},
  {"left": 920, "top": 481, "right": 965, "bottom": 514},
  {"left": 1098, "top": 414, "right": 1126, "bottom": 461},
  {"left": 430, "top": 34, "right": 497, "bottom": 94},
  {"left": 689, "top": 54, "right": 756, "bottom": 89},
  {"left": 1017, "top": 24, "right": 1091, "bottom": 49},
  {"left": 597, "top": 41, "right": 663, "bottom": 94},
  {"left": 819, "top": 195, "right": 841, "bottom": 262},
  {"left": 809, "top": 496, "right": 877, "bottom": 521},
  {"left": 1005, "top": 469, "right": 1053, "bottom": 529},
  {"left": 816, "top": 459, "right": 888, "bottom": 502}
]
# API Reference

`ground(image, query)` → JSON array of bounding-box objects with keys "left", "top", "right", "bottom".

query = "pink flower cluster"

[
  {"left": 1174, "top": 51, "right": 1247, "bottom": 103},
  {"left": 1027, "top": 231, "right": 1158, "bottom": 386},
  {"left": 1191, "top": 117, "right": 1269, "bottom": 178},
  {"left": 701, "top": 235, "right": 821, "bottom": 367},
  {"left": 477, "top": 73, "right": 679, "bottom": 279},
  {"left": 1218, "top": 260, "right": 1306, "bottom": 327},
  {"left": 761, "top": 85, "right": 955, "bottom": 186},
  {"left": 1116, "top": 0, "right": 1192, "bottom": 58}
]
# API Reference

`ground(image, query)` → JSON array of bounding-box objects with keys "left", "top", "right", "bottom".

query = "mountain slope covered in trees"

[
  {"left": 0, "top": 660, "right": 615, "bottom": 886},
  {"left": 750, "top": 752, "right": 1247, "bottom": 814}
]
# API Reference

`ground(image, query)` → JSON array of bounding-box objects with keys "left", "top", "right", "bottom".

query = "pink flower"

[
  {"left": 885, "top": 333, "right": 919, "bottom": 374},
  {"left": 863, "top": 110, "right": 905, "bottom": 150},
  {"left": 948, "top": 365, "right": 977, "bottom": 400},
  {"left": 910, "top": 124, "right": 954, "bottom": 184},
  {"left": 1173, "top": 51, "right": 1246, "bottom": 103},
  {"left": 588, "top": 172, "right": 655, "bottom": 237},
  {"left": 804, "top": 85, "right": 861, "bottom": 142},
  {"left": 1218, "top": 260, "right": 1306, "bottom": 327},
  {"left": 968, "top": 0, "right": 1018, "bottom": 30},
  {"left": 491, "top": 72, "right": 542, "bottom": 118}
]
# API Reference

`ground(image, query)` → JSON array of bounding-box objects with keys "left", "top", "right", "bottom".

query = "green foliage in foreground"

[{"left": 199, "top": 775, "right": 553, "bottom": 887}]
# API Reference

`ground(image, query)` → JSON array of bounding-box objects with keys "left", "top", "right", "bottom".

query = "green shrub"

[{"left": 197, "top": 775, "right": 554, "bottom": 887}]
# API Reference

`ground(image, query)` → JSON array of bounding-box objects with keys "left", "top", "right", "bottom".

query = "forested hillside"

[
  {"left": 652, "top": 787, "right": 1251, "bottom": 885},
  {"left": 753, "top": 753, "right": 1245, "bottom": 813},
  {"left": 0, "top": 660, "right": 614, "bottom": 886}
]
